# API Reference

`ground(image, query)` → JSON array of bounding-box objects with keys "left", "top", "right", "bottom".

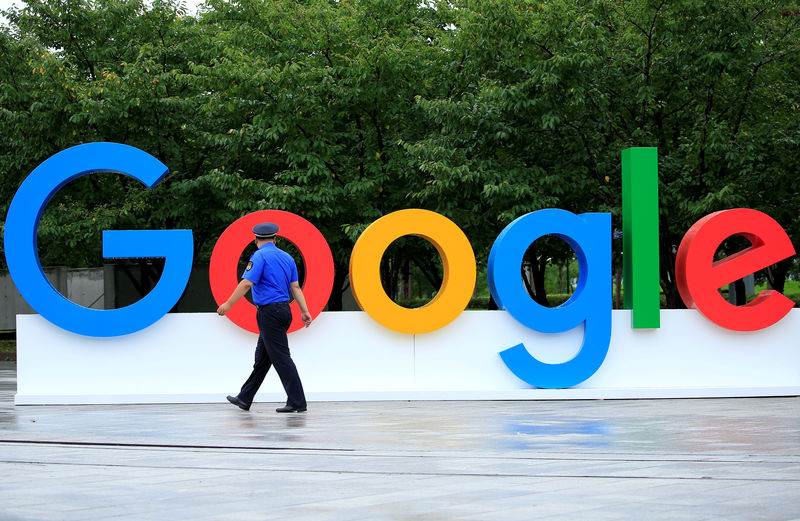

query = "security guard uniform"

[{"left": 233, "top": 224, "right": 307, "bottom": 410}]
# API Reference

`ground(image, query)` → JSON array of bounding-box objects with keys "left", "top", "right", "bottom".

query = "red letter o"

[{"left": 209, "top": 210, "right": 334, "bottom": 334}]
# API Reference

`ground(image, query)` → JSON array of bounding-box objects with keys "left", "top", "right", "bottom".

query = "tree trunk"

[
  {"left": 326, "top": 264, "right": 348, "bottom": 311},
  {"left": 400, "top": 259, "right": 412, "bottom": 300},
  {"left": 379, "top": 248, "right": 402, "bottom": 301},
  {"left": 533, "top": 254, "right": 548, "bottom": 306},
  {"left": 380, "top": 256, "right": 392, "bottom": 300},
  {"left": 557, "top": 264, "right": 564, "bottom": 294},
  {"left": 662, "top": 282, "right": 684, "bottom": 309},
  {"left": 732, "top": 279, "right": 747, "bottom": 305},
  {"left": 414, "top": 253, "right": 443, "bottom": 294},
  {"left": 766, "top": 258, "right": 791, "bottom": 293},
  {"left": 660, "top": 237, "right": 685, "bottom": 309},
  {"left": 521, "top": 243, "right": 549, "bottom": 306}
]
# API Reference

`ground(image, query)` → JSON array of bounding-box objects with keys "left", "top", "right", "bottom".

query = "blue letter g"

[
  {"left": 3, "top": 143, "right": 193, "bottom": 337},
  {"left": 488, "top": 209, "right": 612, "bottom": 388}
]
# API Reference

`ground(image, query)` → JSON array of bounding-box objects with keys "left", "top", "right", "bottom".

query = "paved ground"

[{"left": 1, "top": 362, "right": 799, "bottom": 520}]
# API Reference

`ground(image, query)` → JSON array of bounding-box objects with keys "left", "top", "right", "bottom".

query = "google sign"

[{"left": 5, "top": 143, "right": 799, "bottom": 403}]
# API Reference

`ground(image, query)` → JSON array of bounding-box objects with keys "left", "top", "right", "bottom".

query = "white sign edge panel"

[{"left": 14, "top": 309, "right": 800, "bottom": 404}]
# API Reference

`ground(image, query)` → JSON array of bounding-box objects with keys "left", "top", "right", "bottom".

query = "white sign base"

[{"left": 14, "top": 309, "right": 800, "bottom": 404}]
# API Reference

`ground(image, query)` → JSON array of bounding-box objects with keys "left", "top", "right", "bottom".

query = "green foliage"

[
  {"left": 0, "top": 339, "right": 15, "bottom": 361},
  {"left": 0, "top": 0, "right": 797, "bottom": 308},
  {"left": 406, "top": 0, "right": 800, "bottom": 306},
  {"left": 0, "top": 0, "right": 217, "bottom": 267}
]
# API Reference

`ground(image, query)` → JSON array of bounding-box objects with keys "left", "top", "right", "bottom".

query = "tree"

[
  {"left": 407, "top": 0, "right": 799, "bottom": 307},
  {"left": 2, "top": 0, "right": 796, "bottom": 311},
  {"left": 177, "top": 0, "right": 458, "bottom": 308},
  {"left": 1, "top": 0, "right": 224, "bottom": 297}
]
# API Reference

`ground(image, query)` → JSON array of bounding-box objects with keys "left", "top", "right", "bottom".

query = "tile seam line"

[
  {"left": 1, "top": 460, "right": 799, "bottom": 483},
  {"left": 1, "top": 441, "right": 798, "bottom": 464},
  {"left": 0, "top": 439, "right": 353, "bottom": 451}
]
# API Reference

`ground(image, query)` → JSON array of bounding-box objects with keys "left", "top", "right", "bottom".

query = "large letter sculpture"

[
  {"left": 3, "top": 143, "right": 193, "bottom": 337},
  {"left": 676, "top": 209, "right": 795, "bottom": 331},
  {"left": 349, "top": 209, "right": 476, "bottom": 334},
  {"left": 488, "top": 209, "right": 612, "bottom": 389},
  {"left": 622, "top": 147, "right": 660, "bottom": 328},
  {"left": 209, "top": 210, "right": 334, "bottom": 334}
]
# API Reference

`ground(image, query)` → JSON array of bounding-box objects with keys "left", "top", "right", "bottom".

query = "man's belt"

[{"left": 256, "top": 301, "right": 290, "bottom": 309}]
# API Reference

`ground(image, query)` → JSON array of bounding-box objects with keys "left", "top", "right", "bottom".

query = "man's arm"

[
  {"left": 290, "top": 281, "right": 313, "bottom": 327},
  {"left": 217, "top": 279, "right": 254, "bottom": 316}
]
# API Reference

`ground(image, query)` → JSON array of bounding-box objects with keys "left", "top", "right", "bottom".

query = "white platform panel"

[{"left": 14, "top": 309, "right": 800, "bottom": 404}]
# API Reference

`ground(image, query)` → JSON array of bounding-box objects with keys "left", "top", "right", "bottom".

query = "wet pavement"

[{"left": 1, "top": 361, "right": 799, "bottom": 520}]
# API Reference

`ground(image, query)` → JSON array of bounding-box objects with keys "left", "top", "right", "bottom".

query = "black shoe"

[
  {"left": 276, "top": 405, "right": 307, "bottom": 413},
  {"left": 226, "top": 395, "right": 250, "bottom": 411}
]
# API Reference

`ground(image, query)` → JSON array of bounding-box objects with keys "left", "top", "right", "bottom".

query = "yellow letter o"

[{"left": 349, "top": 209, "right": 476, "bottom": 334}]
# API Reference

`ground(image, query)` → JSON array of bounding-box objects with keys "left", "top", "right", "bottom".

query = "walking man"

[{"left": 217, "top": 222, "right": 311, "bottom": 413}]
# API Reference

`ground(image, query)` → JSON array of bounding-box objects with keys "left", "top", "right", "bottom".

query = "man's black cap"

[{"left": 253, "top": 222, "right": 279, "bottom": 239}]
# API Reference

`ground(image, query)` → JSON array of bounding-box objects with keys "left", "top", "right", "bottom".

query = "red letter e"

[{"left": 676, "top": 209, "right": 795, "bottom": 331}]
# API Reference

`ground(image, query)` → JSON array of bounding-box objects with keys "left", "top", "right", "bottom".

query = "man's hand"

[
  {"left": 217, "top": 279, "right": 253, "bottom": 316},
  {"left": 291, "top": 281, "right": 313, "bottom": 327},
  {"left": 217, "top": 302, "right": 232, "bottom": 316},
  {"left": 301, "top": 311, "right": 312, "bottom": 327}
]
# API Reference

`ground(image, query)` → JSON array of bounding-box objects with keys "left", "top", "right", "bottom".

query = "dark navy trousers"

[{"left": 236, "top": 302, "right": 307, "bottom": 408}]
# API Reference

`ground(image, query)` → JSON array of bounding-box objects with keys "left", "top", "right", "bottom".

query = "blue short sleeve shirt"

[{"left": 242, "top": 243, "right": 299, "bottom": 305}]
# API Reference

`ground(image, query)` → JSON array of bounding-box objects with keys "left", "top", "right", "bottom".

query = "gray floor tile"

[{"left": 1, "top": 362, "right": 799, "bottom": 520}]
